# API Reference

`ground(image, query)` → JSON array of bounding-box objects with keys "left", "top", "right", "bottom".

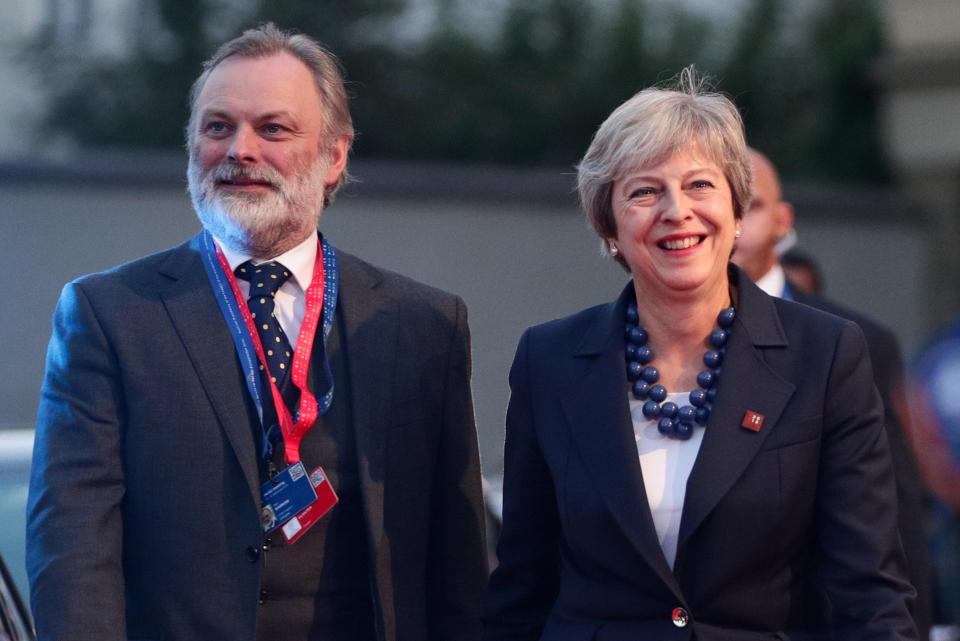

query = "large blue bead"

[
  {"left": 678, "top": 405, "right": 696, "bottom": 423},
  {"left": 625, "top": 343, "right": 638, "bottom": 361},
  {"left": 657, "top": 417, "right": 675, "bottom": 435},
  {"left": 689, "top": 388, "right": 707, "bottom": 407},
  {"left": 674, "top": 422, "right": 694, "bottom": 440},
  {"left": 660, "top": 401, "right": 678, "bottom": 418},
  {"left": 695, "top": 407, "right": 710, "bottom": 425},
  {"left": 697, "top": 370, "right": 715, "bottom": 389},
  {"left": 709, "top": 329, "right": 729, "bottom": 348},
  {"left": 628, "top": 326, "right": 648, "bottom": 345},
  {"left": 642, "top": 400, "right": 661, "bottom": 418},
  {"left": 627, "top": 361, "right": 643, "bottom": 381},
  {"left": 717, "top": 307, "right": 736, "bottom": 328},
  {"left": 626, "top": 304, "right": 639, "bottom": 324},
  {"left": 703, "top": 350, "right": 723, "bottom": 369},
  {"left": 641, "top": 366, "right": 660, "bottom": 384},
  {"left": 648, "top": 385, "right": 667, "bottom": 402},
  {"left": 632, "top": 380, "right": 650, "bottom": 399},
  {"left": 705, "top": 386, "right": 718, "bottom": 402},
  {"left": 636, "top": 346, "right": 655, "bottom": 364}
]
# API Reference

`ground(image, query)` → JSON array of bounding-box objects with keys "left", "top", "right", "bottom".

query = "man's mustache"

[{"left": 205, "top": 164, "right": 282, "bottom": 190}]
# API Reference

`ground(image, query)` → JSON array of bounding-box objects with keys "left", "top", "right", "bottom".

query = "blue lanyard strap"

[{"left": 200, "top": 230, "right": 339, "bottom": 455}]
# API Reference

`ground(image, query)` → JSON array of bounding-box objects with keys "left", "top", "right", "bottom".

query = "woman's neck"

[{"left": 631, "top": 279, "right": 732, "bottom": 390}]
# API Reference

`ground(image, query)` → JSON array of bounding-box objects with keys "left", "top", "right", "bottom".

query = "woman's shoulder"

[
  {"left": 773, "top": 295, "right": 861, "bottom": 336},
  {"left": 524, "top": 300, "right": 615, "bottom": 345},
  {"left": 767, "top": 295, "right": 872, "bottom": 366}
]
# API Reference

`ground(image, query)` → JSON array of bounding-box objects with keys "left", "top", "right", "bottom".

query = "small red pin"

[{"left": 741, "top": 410, "right": 765, "bottom": 432}]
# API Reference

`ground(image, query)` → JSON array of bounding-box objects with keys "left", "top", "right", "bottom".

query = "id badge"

[
  {"left": 260, "top": 461, "right": 317, "bottom": 532},
  {"left": 281, "top": 466, "right": 339, "bottom": 544}
]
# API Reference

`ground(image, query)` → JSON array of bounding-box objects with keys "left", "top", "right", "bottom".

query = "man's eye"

[
  {"left": 262, "top": 123, "right": 285, "bottom": 135},
  {"left": 204, "top": 122, "right": 229, "bottom": 134}
]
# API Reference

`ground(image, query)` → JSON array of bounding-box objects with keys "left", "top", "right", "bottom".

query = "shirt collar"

[
  {"left": 214, "top": 231, "right": 318, "bottom": 291},
  {"left": 754, "top": 262, "right": 787, "bottom": 298}
]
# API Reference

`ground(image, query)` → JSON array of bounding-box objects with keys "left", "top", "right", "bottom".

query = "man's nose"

[{"left": 226, "top": 125, "right": 260, "bottom": 164}]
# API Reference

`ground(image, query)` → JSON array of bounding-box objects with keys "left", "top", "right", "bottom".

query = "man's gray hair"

[
  {"left": 577, "top": 66, "right": 751, "bottom": 268},
  {"left": 186, "top": 23, "right": 354, "bottom": 200}
]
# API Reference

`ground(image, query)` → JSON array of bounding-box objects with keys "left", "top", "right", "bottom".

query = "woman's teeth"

[{"left": 660, "top": 236, "right": 702, "bottom": 250}]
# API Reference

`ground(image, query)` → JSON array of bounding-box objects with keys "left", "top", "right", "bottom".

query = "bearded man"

[{"left": 26, "top": 24, "right": 486, "bottom": 641}]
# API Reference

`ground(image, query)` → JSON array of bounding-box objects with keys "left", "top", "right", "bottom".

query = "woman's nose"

[{"left": 658, "top": 188, "right": 690, "bottom": 223}]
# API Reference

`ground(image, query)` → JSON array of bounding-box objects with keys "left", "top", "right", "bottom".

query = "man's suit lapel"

[
  {"left": 155, "top": 234, "right": 262, "bottom": 506},
  {"left": 678, "top": 269, "right": 796, "bottom": 548},
  {"left": 561, "top": 286, "right": 683, "bottom": 600},
  {"left": 336, "top": 250, "right": 397, "bottom": 562}
]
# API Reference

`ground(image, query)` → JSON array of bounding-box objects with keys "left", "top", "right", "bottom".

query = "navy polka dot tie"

[{"left": 235, "top": 260, "right": 294, "bottom": 391}]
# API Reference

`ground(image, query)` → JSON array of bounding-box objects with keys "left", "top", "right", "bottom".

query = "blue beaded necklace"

[{"left": 625, "top": 302, "right": 735, "bottom": 440}]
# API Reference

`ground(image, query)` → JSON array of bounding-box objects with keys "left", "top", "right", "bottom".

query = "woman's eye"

[
  {"left": 629, "top": 187, "right": 657, "bottom": 199},
  {"left": 690, "top": 180, "right": 713, "bottom": 190}
]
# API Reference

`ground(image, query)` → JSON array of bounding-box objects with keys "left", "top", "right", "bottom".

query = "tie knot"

[{"left": 235, "top": 260, "right": 292, "bottom": 296}]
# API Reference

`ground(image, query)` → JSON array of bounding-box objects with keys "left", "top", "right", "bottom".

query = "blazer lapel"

[
  {"left": 156, "top": 234, "right": 262, "bottom": 506},
  {"left": 678, "top": 269, "right": 796, "bottom": 547},
  {"left": 561, "top": 285, "right": 683, "bottom": 599},
  {"left": 336, "top": 250, "right": 397, "bottom": 556}
]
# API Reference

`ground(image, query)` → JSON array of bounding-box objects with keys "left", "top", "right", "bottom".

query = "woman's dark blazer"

[{"left": 484, "top": 266, "right": 917, "bottom": 641}]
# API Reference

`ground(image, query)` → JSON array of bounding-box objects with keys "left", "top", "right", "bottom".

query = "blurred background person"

[
  {"left": 732, "top": 147, "right": 932, "bottom": 639},
  {"left": 903, "top": 325, "right": 960, "bottom": 636},
  {"left": 781, "top": 249, "right": 824, "bottom": 296},
  {"left": 484, "top": 69, "right": 917, "bottom": 641}
]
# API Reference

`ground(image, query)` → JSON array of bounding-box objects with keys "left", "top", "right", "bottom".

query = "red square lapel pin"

[{"left": 741, "top": 410, "right": 765, "bottom": 432}]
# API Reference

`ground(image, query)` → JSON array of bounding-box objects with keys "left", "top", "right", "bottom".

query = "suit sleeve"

[
  {"left": 427, "top": 296, "right": 488, "bottom": 641},
  {"left": 867, "top": 326, "right": 932, "bottom": 638},
  {"left": 26, "top": 282, "right": 128, "bottom": 641},
  {"left": 484, "top": 329, "right": 560, "bottom": 641},
  {"left": 817, "top": 320, "right": 918, "bottom": 640}
]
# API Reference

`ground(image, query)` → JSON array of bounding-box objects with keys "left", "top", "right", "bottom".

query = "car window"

[{"left": 0, "top": 554, "right": 33, "bottom": 641}]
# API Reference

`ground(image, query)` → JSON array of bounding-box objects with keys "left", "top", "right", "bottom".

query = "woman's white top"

[{"left": 629, "top": 391, "right": 706, "bottom": 569}]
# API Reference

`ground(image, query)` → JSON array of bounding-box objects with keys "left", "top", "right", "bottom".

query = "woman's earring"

[
  {"left": 735, "top": 228, "right": 742, "bottom": 240},
  {"left": 609, "top": 244, "right": 620, "bottom": 257}
]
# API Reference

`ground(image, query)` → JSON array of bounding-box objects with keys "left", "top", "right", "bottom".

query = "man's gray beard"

[{"left": 187, "top": 155, "right": 328, "bottom": 258}]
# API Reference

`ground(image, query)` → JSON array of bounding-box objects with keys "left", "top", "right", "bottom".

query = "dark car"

[{"left": 0, "top": 552, "right": 33, "bottom": 641}]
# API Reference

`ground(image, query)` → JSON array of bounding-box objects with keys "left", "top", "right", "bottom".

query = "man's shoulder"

[
  {"left": 336, "top": 248, "right": 463, "bottom": 309},
  {"left": 69, "top": 236, "right": 198, "bottom": 295}
]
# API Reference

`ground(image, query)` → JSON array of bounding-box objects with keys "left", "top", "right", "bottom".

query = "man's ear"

[
  {"left": 775, "top": 201, "right": 795, "bottom": 239},
  {"left": 323, "top": 135, "right": 351, "bottom": 187}
]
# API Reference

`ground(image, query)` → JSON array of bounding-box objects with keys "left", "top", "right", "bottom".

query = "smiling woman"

[
  {"left": 483, "top": 67, "right": 919, "bottom": 641},
  {"left": 609, "top": 147, "right": 735, "bottom": 304}
]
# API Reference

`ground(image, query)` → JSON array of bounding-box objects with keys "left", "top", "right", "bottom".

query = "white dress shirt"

[
  {"left": 754, "top": 263, "right": 787, "bottom": 298},
  {"left": 629, "top": 391, "right": 706, "bottom": 569},
  {"left": 214, "top": 233, "right": 318, "bottom": 343}
]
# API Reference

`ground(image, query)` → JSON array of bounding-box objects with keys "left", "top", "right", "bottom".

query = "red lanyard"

[{"left": 214, "top": 241, "right": 325, "bottom": 464}]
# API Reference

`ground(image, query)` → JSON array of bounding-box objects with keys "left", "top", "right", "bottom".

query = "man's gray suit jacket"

[{"left": 26, "top": 232, "right": 487, "bottom": 641}]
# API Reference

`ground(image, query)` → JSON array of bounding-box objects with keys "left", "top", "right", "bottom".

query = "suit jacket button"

[
  {"left": 672, "top": 607, "right": 689, "bottom": 627},
  {"left": 245, "top": 545, "right": 260, "bottom": 562},
  {"left": 259, "top": 589, "right": 268, "bottom": 605}
]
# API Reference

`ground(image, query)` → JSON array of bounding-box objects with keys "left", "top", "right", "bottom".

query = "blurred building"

[
  {"left": 0, "top": 0, "right": 198, "bottom": 154},
  {"left": 881, "top": 0, "right": 960, "bottom": 326}
]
